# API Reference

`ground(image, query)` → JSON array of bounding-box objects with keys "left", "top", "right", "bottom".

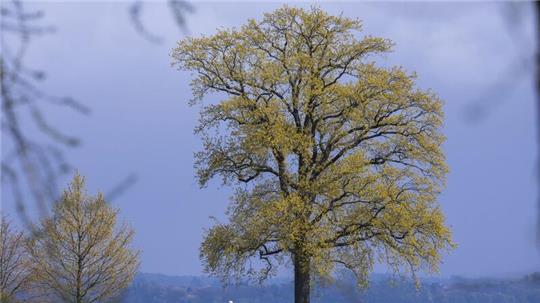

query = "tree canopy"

[
  {"left": 27, "top": 173, "right": 139, "bottom": 303},
  {"left": 173, "top": 6, "right": 453, "bottom": 302}
]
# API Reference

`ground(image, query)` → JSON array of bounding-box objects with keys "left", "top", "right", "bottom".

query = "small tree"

[
  {"left": 27, "top": 173, "right": 139, "bottom": 303},
  {"left": 173, "top": 6, "right": 454, "bottom": 303},
  {"left": 0, "top": 216, "right": 31, "bottom": 303}
]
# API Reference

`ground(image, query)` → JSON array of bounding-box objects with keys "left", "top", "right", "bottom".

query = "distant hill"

[
  {"left": 120, "top": 272, "right": 540, "bottom": 303},
  {"left": 134, "top": 272, "right": 221, "bottom": 288}
]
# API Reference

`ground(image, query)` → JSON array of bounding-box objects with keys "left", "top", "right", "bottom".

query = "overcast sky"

[{"left": 2, "top": 1, "right": 539, "bottom": 278}]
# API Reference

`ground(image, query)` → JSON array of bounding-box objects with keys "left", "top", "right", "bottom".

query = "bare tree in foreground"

[
  {"left": 0, "top": 216, "right": 31, "bottom": 302},
  {"left": 26, "top": 173, "right": 139, "bottom": 303},
  {"left": 174, "top": 6, "right": 454, "bottom": 303},
  {"left": 1, "top": 0, "right": 139, "bottom": 227},
  {"left": 1, "top": 0, "right": 90, "bottom": 226}
]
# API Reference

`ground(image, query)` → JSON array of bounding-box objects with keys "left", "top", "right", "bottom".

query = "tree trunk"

[
  {"left": 76, "top": 231, "right": 83, "bottom": 303},
  {"left": 76, "top": 257, "right": 83, "bottom": 303},
  {"left": 293, "top": 250, "right": 310, "bottom": 303}
]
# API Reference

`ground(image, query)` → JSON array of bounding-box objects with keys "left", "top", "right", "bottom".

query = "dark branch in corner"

[
  {"left": 129, "top": 0, "right": 194, "bottom": 44},
  {"left": 1, "top": 0, "right": 88, "bottom": 227},
  {"left": 1, "top": 0, "right": 138, "bottom": 227}
]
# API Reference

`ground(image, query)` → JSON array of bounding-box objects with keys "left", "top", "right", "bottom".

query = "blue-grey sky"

[{"left": 2, "top": 1, "right": 539, "bottom": 278}]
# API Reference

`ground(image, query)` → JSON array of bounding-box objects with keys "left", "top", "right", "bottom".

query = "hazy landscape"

[{"left": 121, "top": 273, "right": 540, "bottom": 303}]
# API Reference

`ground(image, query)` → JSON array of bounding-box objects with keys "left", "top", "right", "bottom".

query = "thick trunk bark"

[{"left": 293, "top": 250, "right": 310, "bottom": 303}]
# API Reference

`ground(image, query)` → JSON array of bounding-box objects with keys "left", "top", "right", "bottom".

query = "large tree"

[
  {"left": 26, "top": 173, "right": 139, "bottom": 303},
  {"left": 173, "top": 6, "right": 453, "bottom": 303}
]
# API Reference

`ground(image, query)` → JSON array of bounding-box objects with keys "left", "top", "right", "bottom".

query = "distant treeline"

[{"left": 120, "top": 272, "right": 540, "bottom": 303}]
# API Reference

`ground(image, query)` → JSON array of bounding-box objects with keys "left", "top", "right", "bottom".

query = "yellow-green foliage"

[
  {"left": 26, "top": 173, "right": 140, "bottom": 303},
  {"left": 0, "top": 217, "right": 31, "bottom": 303},
  {"left": 173, "top": 6, "right": 454, "bottom": 286}
]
